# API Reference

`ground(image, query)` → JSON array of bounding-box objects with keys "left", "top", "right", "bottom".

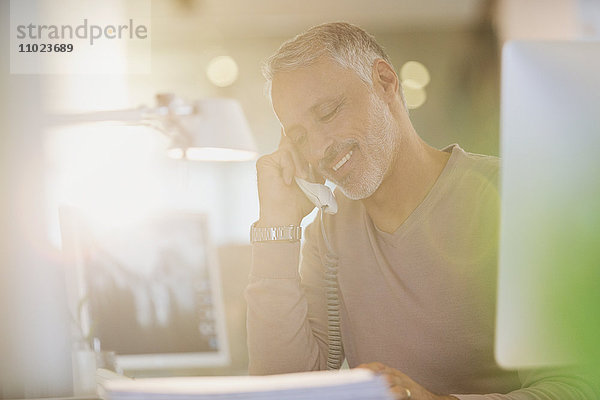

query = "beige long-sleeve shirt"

[{"left": 246, "top": 145, "right": 598, "bottom": 399}]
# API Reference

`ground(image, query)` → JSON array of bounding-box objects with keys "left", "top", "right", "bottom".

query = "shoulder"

[{"left": 445, "top": 144, "right": 499, "bottom": 191}]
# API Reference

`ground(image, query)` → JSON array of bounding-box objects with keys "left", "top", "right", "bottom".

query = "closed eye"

[{"left": 319, "top": 105, "right": 341, "bottom": 122}]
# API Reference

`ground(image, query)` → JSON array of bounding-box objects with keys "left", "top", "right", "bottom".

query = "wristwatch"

[{"left": 250, "top": 222, "right": 302, "bottom": 243}]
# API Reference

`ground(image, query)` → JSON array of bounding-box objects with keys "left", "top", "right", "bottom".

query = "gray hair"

[{"left": 262, "top": 22, "right": 398, "bottom": 99}]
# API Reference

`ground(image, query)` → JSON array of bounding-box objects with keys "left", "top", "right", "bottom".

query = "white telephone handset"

[
  {"left": 294, "top": 176, "right": 342, "bottom": 370},
  {"left": 294, "top": 177, "right": 338, "bottom": 215}
]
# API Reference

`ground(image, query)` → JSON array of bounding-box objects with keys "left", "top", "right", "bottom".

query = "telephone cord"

[{"left": 320, "top": 207, "right": 343, "bottom": 370}]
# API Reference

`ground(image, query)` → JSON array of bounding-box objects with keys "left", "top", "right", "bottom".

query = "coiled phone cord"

[{"left": 320, "top": 208, "right": 343, "bottom": 370}]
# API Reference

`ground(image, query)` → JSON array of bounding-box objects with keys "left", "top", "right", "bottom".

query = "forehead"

[{"left": 270, "top": 57, "right": 368, "bottom": 125}]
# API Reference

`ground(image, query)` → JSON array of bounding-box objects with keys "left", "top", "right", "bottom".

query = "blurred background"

[
  {"left": 40, "top": 0, "right": 599, "bottom": 250},
  {"left": 1, "top": 0, "right": 599, "bottom": 397}
]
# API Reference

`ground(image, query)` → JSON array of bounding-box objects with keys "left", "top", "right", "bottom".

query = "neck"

[{"left": 362, "top": 124, "right": 450, "bottom": 233}]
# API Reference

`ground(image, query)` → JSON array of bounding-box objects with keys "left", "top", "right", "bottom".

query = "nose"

[{"left": 306, "top": 127, "right": 334, "bottom": 165}]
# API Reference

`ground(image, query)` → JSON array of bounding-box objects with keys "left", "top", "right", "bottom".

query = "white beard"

[{"left": 324, "top": 93, "right": 397, "bottom": 200}]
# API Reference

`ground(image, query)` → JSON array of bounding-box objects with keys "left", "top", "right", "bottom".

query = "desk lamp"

[{"left": 48, "top": 93, "right": 257, "bottom": 162}]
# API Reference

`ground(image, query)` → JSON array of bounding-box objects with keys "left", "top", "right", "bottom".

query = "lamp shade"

[{"left": 167, "top": 98, "right": 258, "bottom": 161}]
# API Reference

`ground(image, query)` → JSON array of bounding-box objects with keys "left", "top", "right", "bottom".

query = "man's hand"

[
  {"left": 255, "top": 132, "right": 323, "bottom": 227},
  {"left": 357, "top": 362, "right": 459, "bottom": 400}
]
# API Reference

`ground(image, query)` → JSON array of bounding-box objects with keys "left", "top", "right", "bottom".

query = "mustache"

[{"left": 318, "top": 139, "right": 357, "bottom": 171}]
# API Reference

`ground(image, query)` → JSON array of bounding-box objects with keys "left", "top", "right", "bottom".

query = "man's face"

[{"left": 271, "top": 56, "right": 398, "bottom": 200}]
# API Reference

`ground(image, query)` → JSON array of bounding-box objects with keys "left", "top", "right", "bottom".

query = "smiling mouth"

[{"left": 332, "top": 149, "right": 353, "bottom": 172}]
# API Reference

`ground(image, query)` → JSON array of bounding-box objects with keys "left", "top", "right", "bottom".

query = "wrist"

[{"left": 256, "top": 212, "right": 303, "bottom": 228}]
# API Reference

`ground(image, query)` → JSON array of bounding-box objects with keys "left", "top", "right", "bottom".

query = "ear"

[{"left": 371, "top": 59, "right": 399, "bottom": 103}]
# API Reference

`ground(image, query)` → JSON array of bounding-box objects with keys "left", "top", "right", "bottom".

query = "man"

[{"left": 245, "top": 22, "right": 597, "bottom": 399}]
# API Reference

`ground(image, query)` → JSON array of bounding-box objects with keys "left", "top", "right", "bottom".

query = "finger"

[
  {"left": 278, "top": 149, "right": 299, "bottom": 186},
  {"left": 289, "top": 147, "right": 308, "bottom": 180},
  {"left": 379, "top": 373, "right": 395, "bottom": 386},
  {"left": 356, "top": 362, "right": 387, "bottom": 373},
  {"left": 371, "top": 373, "right": 411, "bottom": 400},
  {"left": 280, "top": 129, "right": 309, "bottom": 179},
  {"left": 390, "top": 386, "right": 412, "bottom": 400},
  {"left": 388, "top": 371, "right": 414, "bottom": 388}
]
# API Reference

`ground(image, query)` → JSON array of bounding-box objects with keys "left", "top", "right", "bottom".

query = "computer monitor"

[
  {"left": 495, "top": 41, "right": 600, "bottom": 368},
  {"left": 59, "top": 207, "right": 229, "bottom": 376}
]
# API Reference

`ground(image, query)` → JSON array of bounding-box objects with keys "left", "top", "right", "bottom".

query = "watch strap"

[{"left": 250, "top": 222, "right": 302, "bottom": 243}]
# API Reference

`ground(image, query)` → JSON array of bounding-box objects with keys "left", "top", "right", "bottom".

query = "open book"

[{"left": 100, "top": 369, "right": 392, "bottom": 400}]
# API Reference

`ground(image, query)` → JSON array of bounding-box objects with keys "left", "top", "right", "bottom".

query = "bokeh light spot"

[
  {"left": 206, "top": 56, "right": 239, "bottom": 87},
  {"left": 400, "top": 61, "right": 430, "bottom": 89}
]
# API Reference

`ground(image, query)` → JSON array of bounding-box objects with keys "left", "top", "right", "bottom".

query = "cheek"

[{"left": 330, "top": 114, "right": 366, "bottom": 142}]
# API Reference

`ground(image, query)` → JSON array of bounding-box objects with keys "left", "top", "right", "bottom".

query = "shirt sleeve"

[
  {"left": 245, "top": 216, "right": 335, "bottom": 375},
  {"left": 452, "top": 365, "right": 600, "bottom": 400}
]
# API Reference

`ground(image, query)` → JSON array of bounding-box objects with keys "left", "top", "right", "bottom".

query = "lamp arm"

[
  {"left": 45, "top": 102, "right": 198, "bottom": 125},
  {"left": 45, "top": 106, "right": 154, "bottom": 126}
]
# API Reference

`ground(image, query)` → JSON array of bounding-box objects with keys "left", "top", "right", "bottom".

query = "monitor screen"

[
  {"left": 496, "top": 40, "right": 600, "bottom": 368},
  {"left": 60, "top": 207, "right": 229, "bottom": 375}
]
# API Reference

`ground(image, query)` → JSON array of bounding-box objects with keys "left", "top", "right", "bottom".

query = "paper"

[{"left": 102, "top": 369, "right": 392, "bottom": 400}]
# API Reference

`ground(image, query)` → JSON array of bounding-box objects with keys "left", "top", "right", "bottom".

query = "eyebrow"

[{"left": 283, "top": 94, "right": 345, "bottom": 136}]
